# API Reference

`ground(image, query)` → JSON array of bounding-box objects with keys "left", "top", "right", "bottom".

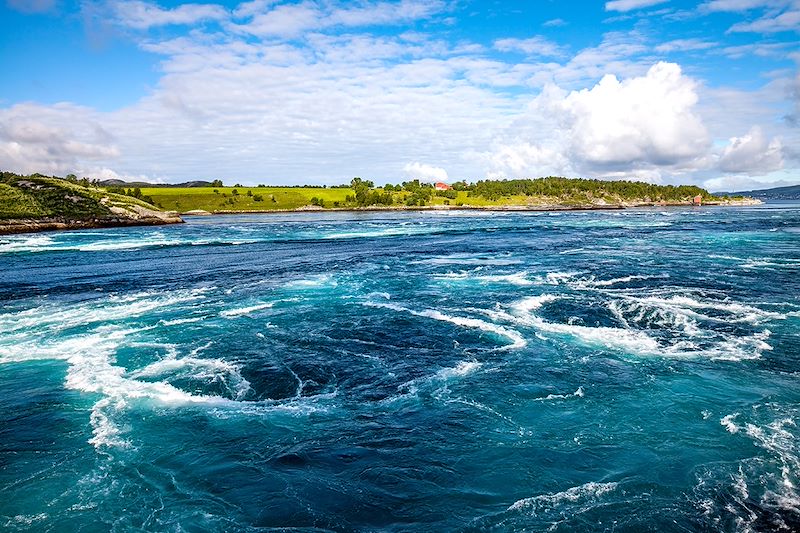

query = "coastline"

[
  {"left": 189, "top": 198, "right": 762, "bottom": 216},
  {"left": 0, "top": 214, "right": 183, "bottom": 236},
  {"left": 0, "top": 199, "right": 762, "bottom": 235}
]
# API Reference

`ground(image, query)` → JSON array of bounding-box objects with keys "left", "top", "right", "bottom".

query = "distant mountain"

[
  {"left": 719, "top": 184, "right": 800, "bottom": 200},
  {"left": 97, "top": 179, "right": 215, "bottom": 188}
]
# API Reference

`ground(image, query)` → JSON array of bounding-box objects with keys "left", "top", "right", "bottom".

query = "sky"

[{"left": 0, "top": 0, "right": 798, "bottom": 190}]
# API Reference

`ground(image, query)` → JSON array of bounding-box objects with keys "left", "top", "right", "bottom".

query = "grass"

[
  {"left": 0, "top": 173, "right": 168, "bottom": 221},
  {"left": 140, "top": 187, "right": 544, "bottom": 212},
  {"left": 141, "top": 187, "right": 355, "bottom": 212}
]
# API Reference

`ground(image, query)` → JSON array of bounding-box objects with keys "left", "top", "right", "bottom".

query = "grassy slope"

[{"left": 0, "top": 174, "right": 166, "bottom": 221}]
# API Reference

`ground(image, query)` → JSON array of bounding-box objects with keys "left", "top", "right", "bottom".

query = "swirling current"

[{"left": 1, "top": 205, "right": 799, "bottom": 532}]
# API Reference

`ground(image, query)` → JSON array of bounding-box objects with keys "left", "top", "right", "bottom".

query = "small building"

[
  {"left": 693, "top": 195, "right": 702, "bottom": 206},
  {"left": 434, "top": 182, "right": 452, "bottom": 191}
]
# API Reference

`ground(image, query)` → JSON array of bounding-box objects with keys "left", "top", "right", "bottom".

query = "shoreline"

[
  {"left": 0, "top": 199, "right": 762, "bottom": 235},
  {"left": 187, "top": 198, "right": 762, "bottom": 216},
  {"left": 0, "top": 216, "right": 183, "bottom": 236}
]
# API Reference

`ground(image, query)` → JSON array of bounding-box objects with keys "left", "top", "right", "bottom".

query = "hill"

[
  {"left": 721, "top": 184, "right": 800, "bottom": 200},
  {"left": 0, "top": 172, "right": 182, "bottom": 235},
  {"left": 97, "top": 179, "right": 215, "bottom": 188}
]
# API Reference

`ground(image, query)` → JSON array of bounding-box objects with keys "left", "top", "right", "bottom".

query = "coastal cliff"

[{"left": 0, "top": 173, "right": 182, "bottom": 235}]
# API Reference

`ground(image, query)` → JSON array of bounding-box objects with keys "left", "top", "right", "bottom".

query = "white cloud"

[
  {"left": 112, "top": 1, "right": 228, "bottom": 29},
  {"left": 232, "top": 0, "right": 447, "bottom": 38},
  {"left": 605, "top": 0, "right": 668, "bottom": 12},
  {"left": 543, "top": 18, "right": 567, "bottom": 27},
  {"left": 729, "top": 8, "right": 800, "bottom": 33},
  {"left": 482, "top": 62, "right": 711, "bottom": 179},
  {"left": 0, "top": 103, "right": 119, "bottom": 175},
  {"left": 403, "top": 162, "right": 448, "bottom": 182},
  {"left": 565, "top": 62, "right": 709, "bottom": 167},
  {"left": 699, "top": 0, "right": 789, "bottom": 12},
  {"left": 655, "top": 38, "right": 717, "bottom": 52},
  {"left": 718, "top": 126, "right": 784, "bottom": 174},
  {"left": 494, "top": 36, "right": 564, "bottom": 57}
]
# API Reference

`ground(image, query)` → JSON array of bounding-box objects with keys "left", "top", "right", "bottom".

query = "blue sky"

[{"left": 0, "top": 0, "right": 798, "bottom": 190}]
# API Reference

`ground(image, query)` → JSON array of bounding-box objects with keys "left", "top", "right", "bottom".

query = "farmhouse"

[{"left": 434, "top": 182, "right": 452, "bottom": 191}]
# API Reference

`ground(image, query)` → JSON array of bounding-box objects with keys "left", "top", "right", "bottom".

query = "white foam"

[
  {"left": 158, "top": 317, "right": 204, "bottom": 326},
  {"left": 576, "top": 274, "right": 668, "bottom": 288},
  {"left": 509, "top": 481, "right": 618, "bottom": 511},
  {"left": 434, "top": 271, "right": 534, "bottom": 286},
  {"left": 511, "top": 294, "right": 560, "bottom": 313},
  {"left": 721, "top": 414, "right": 740, "bottom": 434},
  {"left": 365, "top": 301, "right": 526, "bottom": 350},
  {"left": 436, "top": 361, "right": 482, "bottom": 379},
  {"left": 220, "top": 302, "right": 273, "bottom": 317},
  {"left": 623, "top": 294, "right": 787, "bottom": 324},
  {"left": 414, "top": 253, "right": 521, "bottom": 266},
  {"left": 285, "top": 274, "right": 336, "bottom": 288},
  {"left": 535, "top": 386, "right": 585, "bottom": 401}
]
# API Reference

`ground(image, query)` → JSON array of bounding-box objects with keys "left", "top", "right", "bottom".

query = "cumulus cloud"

[
  {"left": 566, "top": 62, "right": 709, "bottom": 167},
  {"left": 403, "top": 162, "right": 448, "bottom": 182},
  {"left": 718, "top": 127, "right": 784, "bottom": 174},
  {"left": 483, "top": 62, "right": 710, "bottom": 179},
  {"left": 605, "top": 0, "right": 667, "bottom": 12}
]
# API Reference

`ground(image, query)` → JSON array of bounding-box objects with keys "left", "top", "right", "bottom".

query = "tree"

[{"left": 211, "top": 179, "right": 223, "bottom": 187}]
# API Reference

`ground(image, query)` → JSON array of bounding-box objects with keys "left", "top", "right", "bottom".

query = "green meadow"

[
  {"left": 140, "top": 187, "right": 493, "bottom": 212},
  {"left": 141, "top": 187, "right": 354, "bottom": 212}
]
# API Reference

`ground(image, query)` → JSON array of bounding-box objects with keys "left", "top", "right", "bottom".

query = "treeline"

[{"left": 466, "top": 177, "right": 715, "bottom": 202}]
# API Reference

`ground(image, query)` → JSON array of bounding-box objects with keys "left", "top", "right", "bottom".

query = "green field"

[
  {"left": 141, "top": 187, "right": 356, "bottom": 212},
  {"left": 139, "top": 187, "right": 552, "bottom": 212}
]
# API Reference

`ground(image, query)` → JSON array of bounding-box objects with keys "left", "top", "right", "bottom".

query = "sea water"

[{"left": 0, "top": 205, "right": 798, "bottom": 531}]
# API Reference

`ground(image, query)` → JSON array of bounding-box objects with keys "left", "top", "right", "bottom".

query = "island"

[{"left": 1, "top": 172, "right": 759, "bottom": 235}]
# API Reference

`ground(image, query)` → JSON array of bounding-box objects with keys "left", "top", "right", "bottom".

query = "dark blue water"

[{"left": 1, "top": 206, "right": 799, "bottom": 532}]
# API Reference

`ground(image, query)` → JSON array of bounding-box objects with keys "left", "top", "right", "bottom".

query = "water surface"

[{"left": 1, "top": 206, "right": 799, "bottom": 531}]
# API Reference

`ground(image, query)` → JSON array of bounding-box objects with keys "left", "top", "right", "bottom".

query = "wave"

[
  {"left": 414, "top": 253, "right": 522, "bottom": 266},
  {"left": 433, "top": 271, "right": 534, "bottom": 286},
  {"left": 324, "top": 226, "right": 438, "bottom": 239},
  {"left": 435, "top": 360, "right": 482, "bottom": 380},
  {"left": 0, "top": 289, "right": 325, "bottom": 451},
  {"left": 534, "top": 387, "right": 585, "bottom": 402},
  {"left": 0, "top": 232, "right": 262, "bottom": 254},
  {"left": 0, "top": 288, "right": 210, "bottom": 335},
  {"left": 698, "top": 409, "right": 800, "bottom": 528},
  {"left": 364, "top": 301, "right": 526, "bottom": 350},
  {"left": 220, "top": 302, "right": 274, "bottom": 317},
  {"left": 508, "top": 481, "right": 618, "bottom": 512}
]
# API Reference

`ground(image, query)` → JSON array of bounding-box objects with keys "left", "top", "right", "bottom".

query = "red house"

[
  {"left": 693, "top": 195, "right": 702, "bottom": 206},
  {"left": 434, "top": 182, "right": 452, "bottom": 191}
]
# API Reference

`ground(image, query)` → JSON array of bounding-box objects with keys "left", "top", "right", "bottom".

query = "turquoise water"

[{"left": 1, "top": 205, "right": 798, "bottom": 532}]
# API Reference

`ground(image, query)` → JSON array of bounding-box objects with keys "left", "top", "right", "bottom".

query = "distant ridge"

[
  {"left": 719, "top": 184, "right": 800, "bottom": 200},
  {"left": 98, "top": 179, "right": 214, "bottom": 188}
]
